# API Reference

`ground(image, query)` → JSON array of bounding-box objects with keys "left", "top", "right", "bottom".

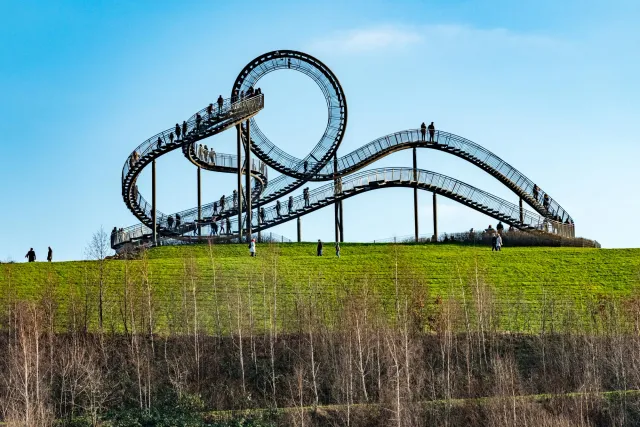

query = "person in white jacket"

[
  {"left": 495, "top": 234, "right": 503, "bottom": 251},
  {"left": 249, "top": 238, "right": 256, "bottom": 257}
]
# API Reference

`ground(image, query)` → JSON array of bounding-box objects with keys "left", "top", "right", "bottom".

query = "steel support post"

[
  {"left": 245, "top": 119, "right": 252, "bottom": 241},
  {"left": 197, "top": 166, "right": 202, "bottom": 237},
  {"left": 333, "top": 155, "right": 340, "bottom": 243},
  {"left": 432, "top": 192, "right": 438, "bottom": 242},
  {"left": 413, "top": 147, "right": 419, "bottom": 242},
  {"left": 519, "top": 198, "right": 524, "bottom": 224},
  {"left": 236, "top": 124, "right": 243, "bottom": 240},
  {"left": 257, "top": 201, "right": 261, "bottom": 242},
  {"left": 152, "top": 159, "right": 157, "bottom": 245},
  {"left": 339, "top": 199, "right": 344, "bottom": 242},
  {"left": 297, "top": 217, "right": 302, "bottom": 242}
]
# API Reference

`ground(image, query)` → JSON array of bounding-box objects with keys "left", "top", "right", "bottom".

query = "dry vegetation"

[{"left": 0, "top": 242, "right": 640, "bottom": 425}]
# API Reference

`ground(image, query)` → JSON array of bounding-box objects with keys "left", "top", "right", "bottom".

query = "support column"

[
  {"left": 333, "top": 155, "right": 341, "bottom": 243},
  {"left": 413, "top": 147, "right": 419, "bottom": 242},
  {"left": 339, "top": 199, "right": 344, "bottom": 243},
  {"left": 245, "top": 119, "right": 252, "bottom": 242},
  {"left": 257, "top": 202, "right": 261, "bottom": 242},
  {"left": 236, "top": 124, "right": 243, "bottom": 240},
  {"left": 297, "top": 217, "right": 302, "bottom": 242},
  {"left": 432, "top": 192, "right": 438, "bottom": 242},
  {"left": 152, "top": 159, "right": 157, "bottom": 245},
  {"left": 519, "top": 198, "right": 524, "bottom": 224},
  {"left": 197, "top": 166, "right": 202, "bottom": 237}
]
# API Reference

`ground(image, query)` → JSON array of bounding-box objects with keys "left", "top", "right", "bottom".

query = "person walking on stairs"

[
  {"left": 175, "top": 123, "right": 181, "bottom": 140},
  {"left": 428, "top": 121, "right": 436, "bottom": 143},
  {"left": 217, "top": 95, "right": 224, "bottom": 114}
]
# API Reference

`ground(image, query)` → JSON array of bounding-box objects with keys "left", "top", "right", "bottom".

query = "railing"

[
  {"left": 308, "top": 129, "right": 572, "bottom": 225},
  {"left": 211, "top": 167, "right": 572, "bottom": 238},
  {"left": 121, "top": 94, "right": 264, "bottom": 183},
  {"left": 235, "top": 52, "right": 346, "bottom": 175}
]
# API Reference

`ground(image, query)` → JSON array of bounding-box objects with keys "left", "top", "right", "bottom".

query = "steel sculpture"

[{"left": 114, "top": 50, "right": 574, "bottom": 250}]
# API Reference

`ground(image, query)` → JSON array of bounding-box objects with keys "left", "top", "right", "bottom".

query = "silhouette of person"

[
  {"left": 209, "top": 148, "right": 216, "bottom": 165},
  {"left": 317, "top": 240, "right": 323, "bottom": 256},
  {"left": 47, "top": 247, "right": 52, "bottom": 262},
  {"left": 226, "top": 218, "right": 231, "bottom": 235},
  {"left": 288, "top": 195, "right": 294, "bottom": 213},
  {"left": 428, "top": 122, "right": 435, "bottom": 143},
  {"left": 217, "top": 95, "right": 224, "bottom": 113},
  {"left": 196, "top": 113, "right": 202, "bottom": 131},
  {"left": 532, "top": 184, "right": 539, "bottom": 201},
  {"left": 543, "top": 194, "right": 550, "bottom": 210},
  {"left": 219, "top": 220, "right": 225, "bottom": 234},
  {"left": 491, "top": 235, "right": 498, "bottom": 251},
  {"left": 260, "top": 207, "right": 266, "bottom": 223},
  {"left": 175, "top": 123, "right": 181, "bottom": 140},
  {"left": 335, "top": 242, "right": 340, "bottom": 258},
  {"left": 157, "top": 137, "right": 162, "bottom": 149},
  {"left": 168, "top": 215, "right": 174, "bottom": 229},
  {"left": 420, "top": 122, "right": 426, "bottom": 141},
  {"left": 213, "top": 201, "right": 218, "bottom": 215},
  {"left": 220, "top": 196, "right": 226, "bottom": 211},
  {"left": 203, "top": 145, "right": 209, "bottom": 162},
  {"left": 206, "top": 103, "right": 213, "bottom": 120},
  {"left": 182, "top": 121, "right": 188, "bottom": 138},
  {"left": 304, "top": 187, "right": 310, "bottom": 207},
  {"left": 496, "top": 221, "right": 504, "bottom": 234},
  {"left": 233, "top": 190, "right": 238, "bottom": 208},
  {"left": 303, "top": 160, "right": 308, "bottom": 173},
  {"left": 176, "top": 213, "right": 181, "bottom": 229},
  {"left": 276, "top": 200, "right": 281, "bottom": 217},
  {"left": 169, "top": 132, "right": 174, "bottom": 144},
  {"left": 25, "top": 248, "right": 36, "bottom": 262}
]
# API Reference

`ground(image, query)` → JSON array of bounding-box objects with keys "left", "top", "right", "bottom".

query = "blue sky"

[{"left": 1, "top": 0, "right": 638, "bottom": 261}]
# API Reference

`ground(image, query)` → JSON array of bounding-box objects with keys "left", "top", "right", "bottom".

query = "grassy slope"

[{"left": 1, "top": 243, "right": 639, "bottom": 331}]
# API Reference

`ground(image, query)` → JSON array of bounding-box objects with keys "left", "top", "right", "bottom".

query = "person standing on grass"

[
  {"left": 491, "top": 234, "right": 498, "bottom": 251},
  {"left": 317, "top": 239, "right": 323, "bottom": 256},
  {"left": 335, "top": 242, "right": 340, "bottom": 258},
  {"left": 249, "top": 238, "right": 256, "bottom": 257},
  {"left": 47, "top": 247, "right": 53, "bottom": 262},
  {"left": 25, "top": 248, "right": 36, "bottom": 262},
  {"left": 495, "top": 233, "right": 503, "bottom": 251}
]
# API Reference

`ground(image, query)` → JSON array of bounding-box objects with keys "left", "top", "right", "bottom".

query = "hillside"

[{"left": 1, "top": 243, "right": 639, "bottom": 332}]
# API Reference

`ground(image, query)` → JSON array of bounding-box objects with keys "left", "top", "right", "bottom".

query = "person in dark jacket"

[
  {"left": 182, "top": 121, "right": 188, "bottom": 138},
  {"left": 47, "top": 247, "right": 53, "bottom": 262},
  {"left": 217, "top": 95, "right": 224, "bottom": 114},
  {"left": 491, "top": 235, "right": 498, "bottom": 251},
  {"left": 25, "top": 248, "right": 36, "bottom": 262},
  {"left": 428, "top": 122, "right": 436, "bottom": 142},
  {"left": 420, "top": 122, "right": 426, "bottom": 141},
  {"left": 175, "top": 123, "right": 181, "bottom": 140},
  {"left": 317, "top": 240, "right": 323, "bottom": 256}
]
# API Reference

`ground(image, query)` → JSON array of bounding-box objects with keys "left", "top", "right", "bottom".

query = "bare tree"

[{"left": 85, "top": 226, "right": 112, "bottom": 331}]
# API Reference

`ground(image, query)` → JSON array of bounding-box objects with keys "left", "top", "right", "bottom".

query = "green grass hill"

[{"left": 1, "top": 243, "right": 639, "bottom": 333}]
